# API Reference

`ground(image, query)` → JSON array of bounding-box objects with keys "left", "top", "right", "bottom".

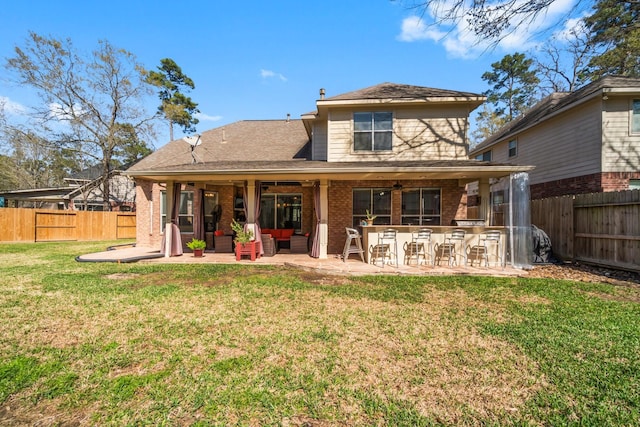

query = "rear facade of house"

[{"left": 127, "top": 83, "right": 531, "bottom": 257}]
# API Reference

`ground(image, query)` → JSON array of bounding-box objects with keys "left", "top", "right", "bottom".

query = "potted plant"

[
  {"left": 186, "top": 238, "right": 207, "bottom": 257},
  {"left": 365, "top": 209, "right": 377, "bottom": 226},
  {"left": 231, "top": 219, "right": 254, "bottom": 244},
  {"left": 231, "top": 219, "right": 257, "bottom": 260}
]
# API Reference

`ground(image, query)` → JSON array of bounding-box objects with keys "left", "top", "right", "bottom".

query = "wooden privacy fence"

[
  {"left": 531, "top": 190, "right": 640, "bottom": 272},
  {"left": 0, "top": 208, "right": 136, "bottom": 242}
]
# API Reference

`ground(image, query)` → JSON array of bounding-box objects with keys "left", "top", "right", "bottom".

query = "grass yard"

[{"left": 0, "top": 241, "right": 639, "bottom": 426}]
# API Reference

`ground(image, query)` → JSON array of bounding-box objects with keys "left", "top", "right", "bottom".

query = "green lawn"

[{"left": 1, "top": 241, "right": 639, "bottom": 426}]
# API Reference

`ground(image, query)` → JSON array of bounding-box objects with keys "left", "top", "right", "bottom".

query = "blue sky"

[{"left": 0, "top": 0, "right": 586, "bottom": 147}]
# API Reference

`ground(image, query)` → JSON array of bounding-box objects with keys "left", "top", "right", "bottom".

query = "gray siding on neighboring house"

[
  {"left": 498, "top": 98, "right": 603, "bottom": 185},
  {"left": 326, "top": 106, "right": 470, "bottom": 162},
  {"left": 602, "top": 96, "right": 640, "bottom": 172}
]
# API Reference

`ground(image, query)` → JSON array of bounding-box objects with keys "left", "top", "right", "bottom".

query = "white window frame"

[{"left": 353, "top": 112, "right": 393, "bottom": 152}]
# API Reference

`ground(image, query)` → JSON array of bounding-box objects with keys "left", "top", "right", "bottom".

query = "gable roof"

[
  {"left": 471, "top": 76, "right": 640, "bottom": 154},
  {"left": 128, "top": 119, "right": 310, "bottom": 172},
  {"left": 126, "top": 83, "right": 531, "bottom": 181}
]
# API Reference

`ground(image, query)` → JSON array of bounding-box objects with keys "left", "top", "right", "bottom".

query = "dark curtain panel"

[{"left": 193, "top": 189, "right": 205, "bottom": 241}]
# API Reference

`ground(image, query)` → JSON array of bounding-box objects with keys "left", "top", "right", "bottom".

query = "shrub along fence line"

[
  {"left": 0, "top": 208, "right": 136, "bottom": 242},
  {"left": 531, "top": 189, "right": 640, "bottom": 273}
]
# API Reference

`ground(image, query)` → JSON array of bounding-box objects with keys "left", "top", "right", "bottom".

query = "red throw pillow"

[{"left": 214, "top": 230, "right": 224, "bottom": 236}]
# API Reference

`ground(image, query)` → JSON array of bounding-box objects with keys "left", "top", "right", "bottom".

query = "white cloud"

[
  {"left": 0, "top": 96, "right": 26, "bottom": 116},
  {"left": 195, "top": 112, "right": 222, "bottom": 122},
  {"left": 398, "top": 0, "right": 580, "bottom": 58},
  {"left": 397, "top": 16, "right": 445, "bottom": 42},
  {"left": 260, "top": 69, "right": 287, "bottom": 82},
  {"left": 552, "top": 15, "right": 588, "bottom": 43}
]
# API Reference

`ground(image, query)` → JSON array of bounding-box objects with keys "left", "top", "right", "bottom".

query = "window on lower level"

[
  {"left": 160, "top": 190, "right": 194, "bottom": 233},
  {"left": 630, "top": 179, "right": 640, "bottom": 190},
  {"left": 352, "top": 188, "right": 391, "bottom": 227},
  {"left": 508, "top": 140, "right": 517, "bottom": 157},
  {"left": 476, "top": 150, "right": 492, "bottom": 161},
  {"left": 354, "top": 112, "right": 393, "bottom": 151},
  {"left": 632, "top": 99, "right": 640, "bottom": 134},
  {"left": 259, "top": 193, "right": 302, "bottom": 232},
  {"left": 401, "top": 188, "right": 441, "bottom": 225}
]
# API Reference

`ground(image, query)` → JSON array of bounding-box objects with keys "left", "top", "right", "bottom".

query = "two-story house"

[
  {"left": 126, "top": 83, "right": 532, "bottom": 259},
  {"left": 470, "top": 76, "right": 640, "bottom": 199}
]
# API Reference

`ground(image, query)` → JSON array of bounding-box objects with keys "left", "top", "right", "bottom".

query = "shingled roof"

[
  {"left": 324, "top": 82, "right": 483, "bottom": 101},
  {"left": 471, "top": 76, "right": 640, "bottom": 153},
  {"left": 128, "top": 119, "right": 310, "bottom": 172}
]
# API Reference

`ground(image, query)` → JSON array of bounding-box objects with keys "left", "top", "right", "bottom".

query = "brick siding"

[{"left": 530, "top": 172, "right": 640, "bottom": 199}]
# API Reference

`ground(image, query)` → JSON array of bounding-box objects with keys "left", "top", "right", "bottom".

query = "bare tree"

[
  {"left": 402, "top": 0, "right": 589, "bottom": 43},
  {"left": 5, "top": 32, "right": 156, "bottom": 210},
  {"left": 535, "top": 23, "right": 592, "bottom": 94}
]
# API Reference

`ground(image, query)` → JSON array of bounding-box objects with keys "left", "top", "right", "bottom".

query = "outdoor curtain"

[
  {"left": 311, "top": 182, "right": 321, "bottom": 258},
  {"left": 193, "top": 189, "right": 205, "bottom": 242},
  {"left": 242, "top": 181, "right": 263, "bottom": 255},
  {"left": 160, "top": 182, "right": 183, "bottom": 256}
]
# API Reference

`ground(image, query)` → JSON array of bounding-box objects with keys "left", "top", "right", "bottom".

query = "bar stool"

[
  {"left": 342, "top": 227, "right": 365, "bottom": 262},
  {"left": 404, "top": 228, "right": 433, "bottom": 266},
  {"left": 378, "top": 228, "right": 398, "bottom": 267},
  {"left": 478, "top": 230, "right": 503, "bottom": 267},
  {"left": 438, "top": 229, "right": 466, "bottom": 266}
]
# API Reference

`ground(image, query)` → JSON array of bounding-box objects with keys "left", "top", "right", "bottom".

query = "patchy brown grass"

[{"left": 0, "top": 263, "right": 547, "bottom": 425}]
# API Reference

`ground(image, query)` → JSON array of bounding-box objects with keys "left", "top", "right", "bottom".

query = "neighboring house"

[
  {"left": 470, "top": 76, "right": 640, "bottom": 199},
  {"left": 126, "top": 82, "right": 532, "bottom": 258},
  {"left": 0, "top": 165, "right": 136, "bottom": 211}
]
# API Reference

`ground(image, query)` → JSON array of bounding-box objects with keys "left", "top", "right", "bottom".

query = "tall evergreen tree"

[
  {"left": 481, "top": 52, "right": 540, "bottom": 121},
  {"left": 145, "top": 58, "right": 199, "bottom": 141},
  {"left": 584, "top": 0, "right": 640, "bottom": 79}
]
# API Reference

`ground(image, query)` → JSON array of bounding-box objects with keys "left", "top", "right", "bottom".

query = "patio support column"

[
  {"left": 479, "top": 178, "right": 491, "bottom": 224},
  {"left": 319, "top": 179, "right": 328, "bottom": 259},
  {"left": 164, "top": 180, "right": 174, "bottom": 258},
  {"left": 245, "top": 180, "right": 256, "bottom": 238}
]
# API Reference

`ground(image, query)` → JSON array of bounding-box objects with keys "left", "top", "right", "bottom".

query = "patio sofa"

[{"left": 260, "top": 228, "right": 309, "bottom": 253}]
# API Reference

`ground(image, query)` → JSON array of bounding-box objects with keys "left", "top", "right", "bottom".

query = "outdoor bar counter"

[{"left": 360, "top": 225, "right": 506, "bottom": 266}]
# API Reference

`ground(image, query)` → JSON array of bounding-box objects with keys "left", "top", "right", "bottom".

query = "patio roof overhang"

[{"left": 125, "top": 161, "right": 534, "bottom": 184}]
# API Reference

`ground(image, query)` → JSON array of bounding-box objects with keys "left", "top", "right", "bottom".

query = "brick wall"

[
  {"left": 136, "top": 179, "right": 468, "bottom": 254},
  {"left": 531, "top": 172, "right": 640, "bottom": 199},
  {"left": 326, "top": 179, "right": 466, "bottom": 254}
]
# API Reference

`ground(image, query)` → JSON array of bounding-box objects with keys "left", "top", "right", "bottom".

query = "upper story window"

[
  {"left": 631, "top": 99, "right": 640, "bottom": 134},
  {"left": 354, "top": 112, "right": 393, "bottom": 151},
  {"left": 508, "top": 140, "right": 517, "bottom": 157},
  {"left": 476, "top": 150, "right": 492, "bottom": 161}
]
